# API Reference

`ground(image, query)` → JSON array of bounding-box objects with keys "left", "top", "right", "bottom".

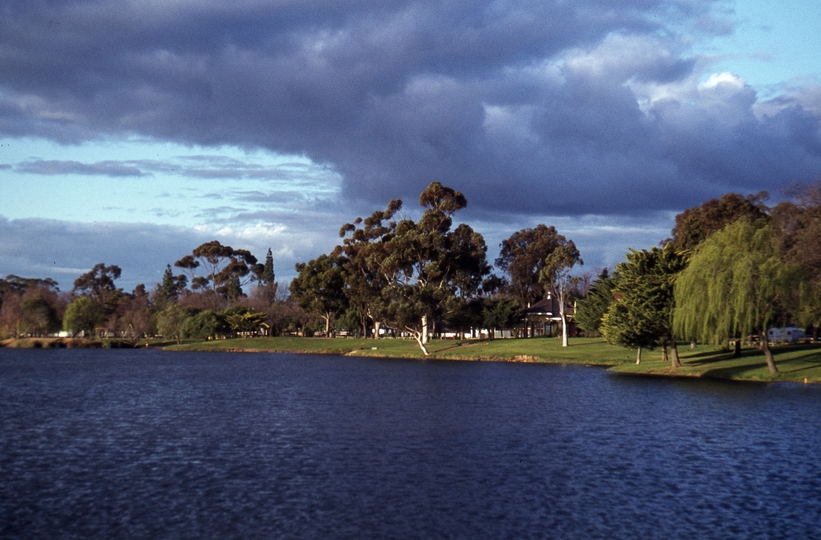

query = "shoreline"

[{"left": 3, "top": 336, "right": 820, "bottom": 385}]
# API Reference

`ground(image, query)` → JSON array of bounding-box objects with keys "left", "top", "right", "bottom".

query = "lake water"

[{"left": 2, "top": 348, "right": 820, "bottom": 539}]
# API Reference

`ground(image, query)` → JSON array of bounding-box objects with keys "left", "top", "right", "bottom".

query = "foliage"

[
  {"left": 670, "top": 192, "right": 769, "bottom": 252},
  {"left": 335, "top": 182, "right": 492, "bottom": 353},
  {"left": 600, "top": 246, "right": 688, "bottom": 366},
  {"left": 174, "top": 241, "right": 264, "bottom": 298},
  {"left": 221, "top": 306, "right": 268, "bottom": 335},
  {"left": 155, "top": 303, "right": 188, "bottom": 344},
  {"left": 157, "top": 264, "right": 185, "bottom": 304},
  {"left": 673, "top": 220, "right": 804, "bottom": 374},
  {"left": 290, "top": 254, "right": 348, "bottom": 335},
  {"left": 181, "top": 310, "right": 224, "bottom": 339},
  {"left": 63, "top": 296, "right": 105, "bottom": 336},
  {"left": 376, "top": 182, "right": 491, "bottom": 353},
  {"left": 73, "top": 263, "right": 123, "bottom": 313},
  {"left": 496, "top": 224, "right": 577, "bottom": 306},
  {"left": 481, "top": 297, "right": 525, "bottom": 337},
  {"left": 574, "top": 270, "right": 614, "bottom": 336},
  {"left": 261, "top": 248, "right": 276, "bottom": 285},
  {"left": 333, "top": 198, "right": 403, "bottom": 338},
  {"left": 771, "top": 180, "right": 821, "bottom": 335}
]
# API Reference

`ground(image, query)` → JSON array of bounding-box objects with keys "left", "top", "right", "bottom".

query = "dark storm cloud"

[{"left": 1, "top": 0, "right": 820, "bottom": 217}]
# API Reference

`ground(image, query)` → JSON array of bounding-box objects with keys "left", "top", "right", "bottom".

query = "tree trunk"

[
  {"left": 636, "top": 347, "right": 642, "bottom": 364},
  {"left": 759, "top": 331, "right": 778, "bottom": 375},
  {"left": 733, "top": 338, "right": 741, "bottom": 357},
  {"left": 661, "top": 343, "right": 668, "bottom": 364},
  {"left": 421, "top": 315, "right": 429, "bottom": 344},
  {"left": 414, "top": 332, "right": 430, "bottom": 355},
  {"left": 374, "top": 321, "right": 381, "bottom": 340},
  {"left": 559, "top": 304, "right": 567, "bottom": 347},
  {"left": 671, "top": 339, "right": 681, "bottom": 369}
]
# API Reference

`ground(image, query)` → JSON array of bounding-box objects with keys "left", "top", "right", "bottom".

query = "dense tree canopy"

[
  {"left": 670, "top": 192, "right": 769, "bottom": 252},
  {"left": 575, "top": 270, "right": 614, "bottom": 337},
  {"left": 290, "top": 254, "right": 348, "bottom": 336},
  {"left": 497, "top": 225, "right": 577, "bottom": 306},
  {"left": 601, "top": 246, "right": 688, "bottom": 366},
  {"left": 332, "top": 182, "right": 491, "bottom": 354},
  {"left": 63, "top": 296, "right": 105, "bottom": 336}
]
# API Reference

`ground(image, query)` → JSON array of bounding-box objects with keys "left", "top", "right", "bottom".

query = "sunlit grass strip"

[{"left": 165, "top": 336, "right": 821, "bottom": 383}]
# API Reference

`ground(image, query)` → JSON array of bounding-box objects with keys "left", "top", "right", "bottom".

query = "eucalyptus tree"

[
  {"left": 73, "top": 263, "right": 123, "bottom": 313},
  {"left": 539, "top": 243, "right": 583, "bottom": 347},
  {"left": 496, "top": 224, "right": 576, "bottom": 306},
  {"left": 335, "top": 182, "right": 490, "bottom": 354},
  {"left": 674, "top": 220, "right": 804, "bottom": 375},
  {"left": 601, "top": 246, "right": 688, "bottom": 366},
  {"left": 174, "top": 241, "right": 264, "bottom": 298},
  {"left": 379, "top": 182, "right": 491, "bottom": 354},
  {"left": 334, "top": 199, "right": 402, "bottom": 338}
]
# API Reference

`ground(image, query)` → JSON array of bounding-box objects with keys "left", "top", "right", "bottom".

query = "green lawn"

[
  {"left": 611, "top": 341, "right": 821, "bottom": 383},
  {"left": 165, "top": 335, "right": 821, "bottom": 383}
]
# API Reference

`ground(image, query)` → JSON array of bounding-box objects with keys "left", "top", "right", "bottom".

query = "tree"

[
  {"left": 174, "top": 241, "right": 264, "bottom": 297},
  {"left": 601, "top": 246, "right": 688, "bottom": 367},
  {"left": 334, "top": 199, "right": 403, "bottom": 338},
  {"left": 771, "top": 180, "right": 821, "bottom": 338},
  {"left": 261, "top": 248, "right": 275, "bottom": 285},
  {"left": 222, "top": 307, "right": 268, "bottom": 336},
  {"left": 496, "top": 225, "right": 576, "bottom": 306},
  {"left": 155, "top": 303, "right": 188, "bottom": 344},
  {"left": 181, "top": 310, "right": 224, "bottom": 339},
  {"left": 21, "top": 291, "right": 62, "bottom": 336},
  {"left": 156, "top": 264, "right": 185, "bottom": 305},
  {"left": 63, "top": 296, "right": 105, "bottom": 337},
  {"left": 290, "top": 254, "right": 348, "bottom": 336},
  {"left": 539, "top": 243, "right": 583, "bottom": 347},
  {"left": 334, "top": 182, "right": 491, "bottom": 354},
  {"left": 575, "top": 269, "right": 614, "bottom": 337},
  {"left": 73, "top": 263, "right": 123, "bottom": 313},
  {"left": 378, "top": 182, "right": 491, "bottom": 354},
  {"left": 673, "top": 220, "right": 804, "bottom": 374},
  {"left": 669, "top": 192, "right": 769, "bottom": 252},
  {"left": 481, "top": 297, "right": 525, "bottom": 339}
]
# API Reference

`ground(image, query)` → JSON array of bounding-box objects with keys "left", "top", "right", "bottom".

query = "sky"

[{"left": 1, "top": 0, "right": 820, "bottom": 293}]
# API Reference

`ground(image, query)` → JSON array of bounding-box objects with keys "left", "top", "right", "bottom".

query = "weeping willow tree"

[{"left": 673, "top": 220, "right": 804, "bottom": 375}]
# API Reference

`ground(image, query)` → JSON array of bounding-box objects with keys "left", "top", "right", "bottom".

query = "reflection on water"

[{"left": 2, "top": 348, "right": 820, "bottom": 538}]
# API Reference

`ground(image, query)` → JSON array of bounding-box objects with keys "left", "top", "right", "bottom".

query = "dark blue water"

[{"left": 2, "top": 349, "right": 820, "bottom": 539}]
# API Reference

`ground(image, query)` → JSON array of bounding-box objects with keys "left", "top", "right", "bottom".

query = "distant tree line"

[
  {"left": 0, "top": 245, "right": 309, "bottom": 343},
  {"left": 3, "top": 179, "right": 820, "bottom": 372}
]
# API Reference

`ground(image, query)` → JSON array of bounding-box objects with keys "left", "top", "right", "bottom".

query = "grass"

[
  {"left": 165, "top": 335, "right": 821, "bottom": 383},
  {"left": 611, "top": 341, "right": 821, "bottom": 383},
  {"left": 6, "top": 335, "right": 819, "bottom": 384}
]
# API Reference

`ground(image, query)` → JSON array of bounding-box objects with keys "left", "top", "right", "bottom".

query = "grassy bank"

[{"left": 166, "top": 336, "right": 821, "bottom": 383}]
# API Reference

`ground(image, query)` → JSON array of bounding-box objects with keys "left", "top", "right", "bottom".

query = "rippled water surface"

[{"left": 2, "top": 348, "right": 820, "bottom": 539}]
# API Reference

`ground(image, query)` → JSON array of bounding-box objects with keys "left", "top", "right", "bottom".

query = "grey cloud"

[
  {"left": 16, "top": 159, "right": 147, "bottom": 177},
  {"left": 1, "top": 0, "right": 819, "bottom": 219}
]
